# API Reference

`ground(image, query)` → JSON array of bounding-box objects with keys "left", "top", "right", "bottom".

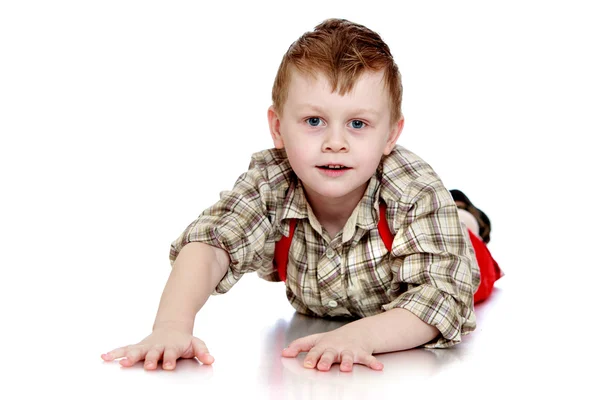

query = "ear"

[
  {"left": 268, "top": 106, "right": 285, "bottom": 149},
  {"left": 383, "top": 116, "right": 404, "bottom": 155}
]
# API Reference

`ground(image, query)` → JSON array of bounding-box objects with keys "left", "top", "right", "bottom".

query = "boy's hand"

[
  {"left": 101, "top": 326, "right": 214, "bottom": 370},
  {"left": 281, "top": 324, "right": 383, "bottom": 372}
]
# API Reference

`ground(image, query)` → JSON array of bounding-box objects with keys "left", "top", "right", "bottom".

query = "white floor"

[
  {"left": 5, "top": 266, "right": 597, "bottom": 400},
  {"left": 91, "top": 275, "right": 596, "bottom": 400}
]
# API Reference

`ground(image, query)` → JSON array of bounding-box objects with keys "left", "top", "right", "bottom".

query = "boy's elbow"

[
  {"left": 176, "top": 242, "right": 230, "bottom": 282},
  {"left": 209, "top": 244, "right": 231, "bottom": 280}
]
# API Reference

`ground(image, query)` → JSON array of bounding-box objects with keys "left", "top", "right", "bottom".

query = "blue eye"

[
  {"left": 351, "top": 120, "right": 364, "bottom": 129},
  {"left": 306, "top": 117, "right": 322, "bottom": 127}
]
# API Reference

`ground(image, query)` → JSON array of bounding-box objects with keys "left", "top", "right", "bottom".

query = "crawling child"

[{"left": 102, "top": 18, "right": 502, "bottom": 372}]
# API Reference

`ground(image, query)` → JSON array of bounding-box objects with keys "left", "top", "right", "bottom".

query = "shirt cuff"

[
  {"left": 169, "top": 227, "right": 245, "bottom": 295},
  {"left": 381, "top": 284, "right": 475, "bottom": 348}
]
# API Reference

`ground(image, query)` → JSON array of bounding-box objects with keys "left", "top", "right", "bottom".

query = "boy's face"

[{"left": 268, "top": 69, "right": 403, "bottom": 203}]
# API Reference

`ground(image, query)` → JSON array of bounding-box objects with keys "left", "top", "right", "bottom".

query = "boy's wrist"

[{"left": 152, "top": 319, "right": 194, "bottom": 333}]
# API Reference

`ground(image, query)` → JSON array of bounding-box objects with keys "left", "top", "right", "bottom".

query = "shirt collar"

[
  {"left": 277, "top": 165, "right": 384, "bottom": 241},
  {"left": 343, "top": 172, "right": 382, "bottom": 242},
  {"left": 276, "top": 175, "right": 308, "bottom": 236}
]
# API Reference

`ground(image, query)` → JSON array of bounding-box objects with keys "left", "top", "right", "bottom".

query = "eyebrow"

[{"left": 297, "top": 104, "right": 380, "bottom": 117}]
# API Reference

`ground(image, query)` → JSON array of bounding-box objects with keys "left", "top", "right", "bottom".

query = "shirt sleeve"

[
  {"left": 169, "top": 162, "right": 276, "bottom": 294},
  {"left": 382, "top": 175, "right": 480, "bottom": 348}
]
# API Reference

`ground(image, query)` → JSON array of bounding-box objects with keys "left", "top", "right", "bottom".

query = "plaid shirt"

[{"left": 170, "top": 146, "right": 480, "bottom": 348}]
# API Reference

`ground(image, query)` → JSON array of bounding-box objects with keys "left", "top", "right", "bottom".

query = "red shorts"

[{"left": 468, "top": 229, "right": 504, "bottom": 303}]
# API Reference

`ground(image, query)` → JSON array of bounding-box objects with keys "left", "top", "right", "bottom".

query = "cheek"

[
  {"left": 357, "top": 140, "right": 387, "bottom": 168},
  {"left": 281, "top": 129, "right": 315, "bottom": 162},
  {"left": 286, "top": 147, "right": 310, "bottom": 170}
]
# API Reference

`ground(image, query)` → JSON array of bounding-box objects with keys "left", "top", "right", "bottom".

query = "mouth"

[{"left": 316, "top": 164, "right": 351, "bottom": 170}]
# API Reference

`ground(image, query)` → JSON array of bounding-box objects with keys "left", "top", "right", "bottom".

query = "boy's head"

[
  {"left": 268, "top": 19, "right": 404, "bottom": 204},
  {"left": 271, "top": 18, "right": 402, "bottom": 123}
]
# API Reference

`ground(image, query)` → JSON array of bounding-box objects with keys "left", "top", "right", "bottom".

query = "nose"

[{"left": 321, "top": 125, "right": 348, "bottom": 153}]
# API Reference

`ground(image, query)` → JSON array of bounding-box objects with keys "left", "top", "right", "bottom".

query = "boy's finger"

[
  {"left": 282, "top": 335, "right": 319, "bottom": 357},
  {"left": 359, "top": 354, "right": 383, "bottom": 371},
  {"left": 120, "top": 347, "right": 145, "bottom": 367},
  {"left": 303, "top": 347, "right": 325, "bottom": 369},
  {"left": 144, "top": 346, "right": 163, "bottom": 370},
  {"left": 281, "top": 346, "right": 302, "bottom": 357},
  {"left": 316, "top": 349, "right": 337, "bottom": 371},
  {"left": 339, "top": 350, "right": 354, "bottom": 372},
  {"left": 192, "top": 337, "right": 214, "bottom": 365},
  {"left": 101, "top": 346, "right": 128, "bottom": 361},
  {"left": 162, "top": 347, "right": 178, "bottom": 370}
]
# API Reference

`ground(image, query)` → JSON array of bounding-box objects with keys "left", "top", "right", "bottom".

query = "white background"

[{"left": 1, "top": 1, "right": 599, "bottom": 398}]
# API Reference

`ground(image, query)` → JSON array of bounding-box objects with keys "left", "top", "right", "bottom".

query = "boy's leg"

[
  {"left": 450, "top": 189, "right": 491, "bottom": 244},
  {"left": 457, "top": 208, "right": 481, "bottom": 239},
  {"left": 450, "top": 189, "right": 503, "bottom": 303}
]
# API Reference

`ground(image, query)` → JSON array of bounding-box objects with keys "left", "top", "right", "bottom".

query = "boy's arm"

[
  {"left": 153, "top": 242, "right": 230, "bottom": 332},
  {"left": 345, "top": 308, "right": 439, "bottom": 353},
  {"left": 282, "top": 308, "right": 439, "bottom": 371},
  {"left": 102, "top": 242, "right": 230, "bottom": 369}
]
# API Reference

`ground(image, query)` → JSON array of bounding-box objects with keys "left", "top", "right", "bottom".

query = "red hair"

[{"left": 272, "top": 18, "right": 403, "bottom": 123}]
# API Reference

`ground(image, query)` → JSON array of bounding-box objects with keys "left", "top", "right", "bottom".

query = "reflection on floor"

[{"left": 92, "top": 273, "right": 595, "bottom": 399}]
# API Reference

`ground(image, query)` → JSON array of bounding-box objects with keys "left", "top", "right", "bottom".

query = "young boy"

[{"left": 102, "top": 18, "right": 501, "bottom": 373}]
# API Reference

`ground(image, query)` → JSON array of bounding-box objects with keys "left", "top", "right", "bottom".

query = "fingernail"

[{"left": 164, "top": 362, "right": 172, "bottom": 368}]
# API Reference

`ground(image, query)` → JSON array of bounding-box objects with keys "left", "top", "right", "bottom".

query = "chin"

[
  {"left": 314, "top": 188, "right": 353, "bottom": 199},
  {"left": 305, "top": 181, "right": 365, "bottom": 200}
]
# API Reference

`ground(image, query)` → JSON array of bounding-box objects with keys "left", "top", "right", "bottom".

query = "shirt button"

[
  {"left": 327, "top": 300, "right": 338, "bottom": 308},
  {"left": 326, "top": 248, "right": 335, "bottom": 258}
]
